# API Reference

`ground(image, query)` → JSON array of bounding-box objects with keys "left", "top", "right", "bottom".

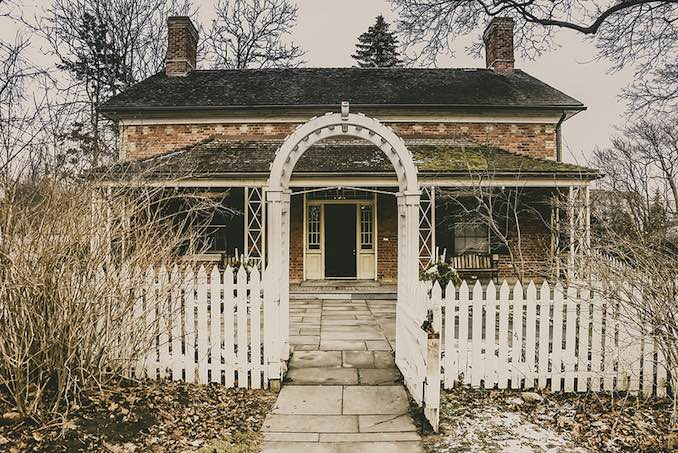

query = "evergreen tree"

[{"left": 352, "top": 15, "right": 402, "bottom": 68}]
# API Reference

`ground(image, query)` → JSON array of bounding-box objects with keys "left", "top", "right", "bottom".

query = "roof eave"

[
  {"left": 99, "top": 169, "right": 601, "bottom": 181},
  {"left": 99, "top": 102, "right": 587, "bottom": 118}
]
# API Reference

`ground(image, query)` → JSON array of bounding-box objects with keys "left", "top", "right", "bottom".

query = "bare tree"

[
  {"left": 579, "top": 117, "right": 678, "bottom": 400},
  {"left": 581, "top": 221, "right": 678, "bottom": 402},
  {"left": 390, "top": 0, "right": 678, "bottom": 113},
  {"left": 0, "top": 32, "right": 64, "bottom": 183},
  {"left": 205, "top": 0, "right": 305, "bottom": 69},
  {"left": 592, "top": 116, "right": 678, "bottom": 241},
  {"left": 27, "top": 0, "right": 195, "bottom": 168}
]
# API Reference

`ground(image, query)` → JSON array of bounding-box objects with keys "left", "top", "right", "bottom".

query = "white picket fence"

[
  {"left": 130, "top": 265, "right": 281, "bottom": 389},
  {"left": 431, "top": 280, "right": 672, "bottom": 397}
]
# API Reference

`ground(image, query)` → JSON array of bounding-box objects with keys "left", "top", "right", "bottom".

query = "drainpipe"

[{"left": 556, "top": 112, "right": 567, "bottom": 162}]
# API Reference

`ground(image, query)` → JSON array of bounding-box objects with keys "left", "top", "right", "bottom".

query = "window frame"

[
  {"left": 307, "top": 204, "right": 322, "bottom": 251},
  {"left": 359, "top": 204, "right": 374, "bottom": 250},
  {"left": 453, "top": 221, "right": 490, "bottom": 255}
]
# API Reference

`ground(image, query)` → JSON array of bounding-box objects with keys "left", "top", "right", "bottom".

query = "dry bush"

[
  {"left": 0, "top": 175, "right": 223, "bottom": 422},
  {"left": 586, "top": 234, "right": 678, "bottom": 403}
]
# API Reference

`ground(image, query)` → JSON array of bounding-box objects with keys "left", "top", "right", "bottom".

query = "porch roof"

[{"left": 100, "top": 138, "right": 600, "bottom": 181}]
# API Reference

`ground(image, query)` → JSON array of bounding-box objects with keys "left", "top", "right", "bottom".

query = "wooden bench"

[{"left": 450, "top": 253, "right": 500, "bottom": 282}]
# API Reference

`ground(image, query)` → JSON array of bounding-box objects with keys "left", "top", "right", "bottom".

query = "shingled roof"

[
  {"left": 100, "top": 139, "right": 598, "bottom": 180},
  {"left": 99, "top": 68, "right": 584, "bottom": 113}
]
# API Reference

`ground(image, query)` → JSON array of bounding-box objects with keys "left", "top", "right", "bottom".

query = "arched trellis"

[{"left": 264, "top": 103, "right": 422, "bottom": 367}]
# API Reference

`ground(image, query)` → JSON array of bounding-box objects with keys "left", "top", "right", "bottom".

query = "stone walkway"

[{"left": 261, "top": 299, "right": 423, "bottom": 453}]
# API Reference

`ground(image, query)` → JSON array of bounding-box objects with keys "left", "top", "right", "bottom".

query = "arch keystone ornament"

[{"left": 264, "top": 105, "right": 439, "bottom": 430}]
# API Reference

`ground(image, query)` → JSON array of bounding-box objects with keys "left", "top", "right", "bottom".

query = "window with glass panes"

[
  {"left": 307, "top": 205, "right": 321, "bottom": 250},
  {"left": 454, "top": 222, "right": 489, "bottom": 254},
  {"left": 360, "top": 205, "right": 373, "bottom": 250}
]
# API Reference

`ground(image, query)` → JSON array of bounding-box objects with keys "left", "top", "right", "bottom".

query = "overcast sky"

[{"left": 4, "top": 0, "right": 635, "bottom": 167}]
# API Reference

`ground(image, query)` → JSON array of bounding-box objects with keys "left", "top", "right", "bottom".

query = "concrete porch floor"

[
  {"left": 261, "top": 298, "right": 423, "bottom": 452},
  {"left": 290, "top": 282, "right": 397, "bottom": 300}
]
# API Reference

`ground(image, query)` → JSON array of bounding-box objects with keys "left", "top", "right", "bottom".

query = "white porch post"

[
  {"left": 419, "top": 186, "right": 435, "bottom": 269},
  {"left": 404, "top": 191, "right": 422, "bottom": 296},
  {"left": 568, "top": 185, "right": 576, "bottom": 281},
  {"left": 244, "top": 187, "right": 265, "bottom": 267},
  {"left": 567, "top": 184, "right": 592, "bottom": 282}
]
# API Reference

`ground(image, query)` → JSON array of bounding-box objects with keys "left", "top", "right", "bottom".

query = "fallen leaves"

[
  {"left": 424, "top": 387, "right": 676, "bottom": 453},
  {"left": 1, "top": 412, "right": 22, "bottom": 423},
  {"left": 0, "top": 380, "right": 277, "bottom": 452}
]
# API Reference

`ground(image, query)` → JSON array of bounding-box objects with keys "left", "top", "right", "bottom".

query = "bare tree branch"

[
  {"left": 205, "top": 0, "right": 305, "bottom": 69},
  {"left": 390, "top": 0, "right": 678, "bottom": 112}
]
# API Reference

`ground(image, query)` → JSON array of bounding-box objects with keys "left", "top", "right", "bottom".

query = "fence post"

[
  {"left": 497, "top": 281, "right": 510, "bottom": 389},
  {"left": 537, "top": 281, "right": 550, "bottom": 389},
  {"left": 484, "top": 281, "right": 497, "bottom": 389},
  {"left": 223, "top": 266, "right": 235, "bottom": 387},
  {"left": 210, "top": 265, "right": 222, "bottom": 384},
  {"left": 525, "top": 281, "right": 537, "bottom": 389},
  {"left": 195, "top": 266, "right": 208, "bottom": 384},
  {"left": 250, "top": 267, "right": 262, "bottom": 389},
  {"left": 183, "top": 268, "right": 196, "bottom": 383},
  {"left": 471, "top": 281, "right": 483, "bottom": 387},
  {"left": 264, "top": 267, "right": 282, "bottom": 392},
  {"left": 236, "top": 266, "right": 248, "bottom": 388},
  {"left": 443, "top": 281, "right": 457, "bottom": 389},
  {"left": 511, "top": 281, "right": 524, "bottom": 389}
]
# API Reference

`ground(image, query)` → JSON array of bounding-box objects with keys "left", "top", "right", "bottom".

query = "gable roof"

[
  {"left": 99, "top": 68, "right": 584, "bottom": 114},
  {"left": 99, "top": 138, "right": 599, "bottom": 180}
]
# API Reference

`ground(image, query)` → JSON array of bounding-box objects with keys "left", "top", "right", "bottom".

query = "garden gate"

[{"left": 265, "top": 104, "right": 441, "bottom": 431}]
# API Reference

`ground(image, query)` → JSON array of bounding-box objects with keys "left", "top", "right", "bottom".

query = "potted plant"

[{"left": 420, "top": 259, "right": 462, "bottom": 295}]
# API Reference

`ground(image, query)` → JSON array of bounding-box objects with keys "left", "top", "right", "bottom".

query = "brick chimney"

[
  {"left": 483, "top": 17, "right": 515, "bottom": 73},
  {"left": 166, "top": 16, "right": 198, "bottom": 77}
]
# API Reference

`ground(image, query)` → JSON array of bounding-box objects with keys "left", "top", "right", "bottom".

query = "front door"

[{"left": 324, "top": 204, "right": 357, "bottom": 278}]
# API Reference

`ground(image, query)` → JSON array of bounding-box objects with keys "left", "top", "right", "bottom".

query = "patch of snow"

[{"left": 435, "top": 406, "right": 587, "bottom": 453}]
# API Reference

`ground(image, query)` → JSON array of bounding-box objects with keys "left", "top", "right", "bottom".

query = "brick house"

[{"left": 100, "top": 16, "right": 597, "bottom": 285}]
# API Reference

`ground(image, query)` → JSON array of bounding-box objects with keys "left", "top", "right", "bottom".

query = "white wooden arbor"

[{"left": 264, "top": 104, "right": 436, "bottom": 422}]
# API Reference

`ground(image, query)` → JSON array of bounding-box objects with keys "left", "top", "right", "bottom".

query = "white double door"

[{"left": 304, "top": 196, "right": 376, "bottom": 280}]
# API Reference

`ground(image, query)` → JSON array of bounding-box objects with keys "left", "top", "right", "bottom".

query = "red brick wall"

[
  {"left": 392, "top": 123, "right": 556, "bottom": 160},
  {"left": 434, "top": 191, "right": 553, "bottom": 282},
  {"left": 282, "top": 193, "right": 552, "bottom": 283},
  {"left": 377, "top": 194, "right": 398, "bottom": 282},
  {"left": 120, "top": 123, "right": 294, "bottom": 160},
  {"left": 496, "top": 208, "right": 552, "bottom": 280},
  {"left": 120, "top": 121, "right": 557, "bottom": 161},
  {"left": 289, "top": 197, "right": 304, "bottom": 282}
]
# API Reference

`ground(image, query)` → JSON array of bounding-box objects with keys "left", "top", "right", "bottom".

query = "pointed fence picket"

[
  {"left": 128, "top": 264, "right": 280, "bottom": 389},
  {"left": 437, "top": 279, "right": 671, "bottom": 397}
]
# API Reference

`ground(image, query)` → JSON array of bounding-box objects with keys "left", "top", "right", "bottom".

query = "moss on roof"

[{"left": 100, "top": 138, "right": 598, "bottom": 180}]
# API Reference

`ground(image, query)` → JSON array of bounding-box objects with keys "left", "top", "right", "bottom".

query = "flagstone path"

[{"left": 261, "top": 299, "right": 424, "bottom": 453}]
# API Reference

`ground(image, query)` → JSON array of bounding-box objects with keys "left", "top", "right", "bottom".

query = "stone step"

[
  {"left": 262, "top": 441, "right": 424, "bottom": 453},
  {"left": 286, "top": 367, "right": 359, "bottom": 385},
  {"left": 263, "top": 432, "right": 420, "bottom": 443},
  {"left": 262, "top": 414, "right": 418, "bottom": 434}
]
